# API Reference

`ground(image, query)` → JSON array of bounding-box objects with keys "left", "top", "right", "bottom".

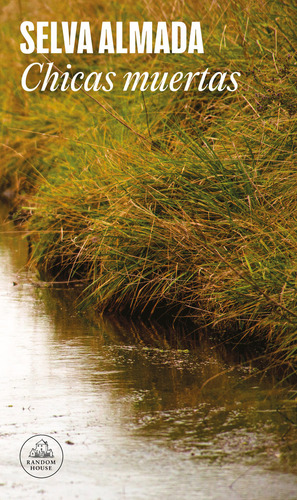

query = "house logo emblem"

[
  {"left": 29, "top": 438, "right": 54, "bottom": 458},
  {"left": 20, "top": 435, "right": 64, "bottom": 478}
]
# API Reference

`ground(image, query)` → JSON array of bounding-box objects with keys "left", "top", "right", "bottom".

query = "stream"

[{"left": 0, "top": 207, "right": 297, "bottom": 500}]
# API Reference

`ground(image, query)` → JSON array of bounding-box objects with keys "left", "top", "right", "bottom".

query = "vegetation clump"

[{"left": 1, "top": 0, "right": 297, "bottom": 370}]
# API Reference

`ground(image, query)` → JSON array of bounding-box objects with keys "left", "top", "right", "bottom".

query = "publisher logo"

[{"left": 20, "top": 435, "right": 64, "bottom": 478}]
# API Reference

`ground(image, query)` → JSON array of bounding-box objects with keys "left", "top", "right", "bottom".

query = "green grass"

[{"left": 1, "top": 0, "right": 297, "bottom": 371}]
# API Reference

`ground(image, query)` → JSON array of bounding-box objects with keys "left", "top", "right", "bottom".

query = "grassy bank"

[{"left": 1, "top": 0, "right": 297, "bottom": 370}]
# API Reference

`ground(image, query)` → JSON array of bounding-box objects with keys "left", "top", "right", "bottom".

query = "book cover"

[{"left": 1, "top": 1, "right": 297, "bottom": 498}]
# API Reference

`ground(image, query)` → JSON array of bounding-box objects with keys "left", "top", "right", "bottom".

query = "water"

[{"left": 0, "top": 207, "right": 297, "bottom": 500}]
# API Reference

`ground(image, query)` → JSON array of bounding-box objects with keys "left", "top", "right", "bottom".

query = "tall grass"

[{"left": 1, "top": 0, "right": 297, "bottom": 370}]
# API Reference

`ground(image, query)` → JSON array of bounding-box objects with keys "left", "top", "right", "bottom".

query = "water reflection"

[{"left": 0, "top": 207, "right": 297, "bottom": 500}]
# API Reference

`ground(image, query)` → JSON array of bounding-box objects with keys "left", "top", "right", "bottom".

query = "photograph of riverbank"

[{"left": 1, "top": 0, "right": 297, "bottom": 498}]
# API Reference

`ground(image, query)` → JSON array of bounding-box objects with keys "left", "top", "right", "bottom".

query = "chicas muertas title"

[{"left": 20, "top": 21, "right": 241, "bottom": 93}]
